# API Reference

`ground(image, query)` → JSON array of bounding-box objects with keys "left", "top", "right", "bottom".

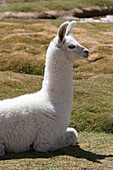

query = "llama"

[{"left": 0, "top": 21, "right": 89, "bottom": 156}]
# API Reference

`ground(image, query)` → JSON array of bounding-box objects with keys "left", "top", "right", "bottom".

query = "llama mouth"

[
  {"left": 84, "top": 55, "right": 89, "bottom": 58},
  {"left": 82, "top": 54, "right": 89, "bottom": 58}
]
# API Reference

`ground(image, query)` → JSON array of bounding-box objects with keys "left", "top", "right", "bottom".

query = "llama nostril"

[{"left": 84, "top": 49, "right": 89, "bottom": 57}]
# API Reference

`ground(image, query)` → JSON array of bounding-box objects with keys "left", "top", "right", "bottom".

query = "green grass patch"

[
  {"left": 0, "top": 0, "right": 113, "bottom": 12},
  {"left": 72, "top": 73, "right": 113, "bottom": 133},
  {"left": 0, "top": 71, "right": 43, "bottom": 99}
]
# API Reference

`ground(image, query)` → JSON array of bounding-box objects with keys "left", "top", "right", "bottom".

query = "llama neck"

[{"left": 42, "top": 41, "right": 73, "bottom": 115}]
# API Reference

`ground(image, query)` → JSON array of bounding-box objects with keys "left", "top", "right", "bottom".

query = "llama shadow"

[{"left": 0, "top": 145, "right": 113, "bottom": 163}]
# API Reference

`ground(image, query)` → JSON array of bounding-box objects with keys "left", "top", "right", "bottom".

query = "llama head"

[{"left": 53, "top": 21, "right": 89, "bottom": 62}]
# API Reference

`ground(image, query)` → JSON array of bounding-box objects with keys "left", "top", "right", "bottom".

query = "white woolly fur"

[{"left": 0, "top": 21, "right": 89, "bottom": 156}]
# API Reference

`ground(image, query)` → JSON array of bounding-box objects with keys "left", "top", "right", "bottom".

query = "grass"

[
  {"left": 0, "top": 0, "right": 113, "bottom": 12},
  {"left": 0, "top": 19, "right": 113, "bottom": 168},
  {"left": 72, "top": 73, "right": 113, "bottom": 133},
  {"left": 0, "top": 71, "right": 43, "bottom": 99}
]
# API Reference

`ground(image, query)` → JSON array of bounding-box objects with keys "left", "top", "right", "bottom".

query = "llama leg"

[
  {"left": 33, "top": 137, "right": 51, "bottom": 152},
  {"left": 65, "top": 127, "right": 78, "bottom": 147},
  {"left": 33, "top": 128, "right": 78, "bottom": 152},
  {"left": 34, "top": 143, "right": 50, "bottom": 152},
  {"left": 0, "top": 140, "right": 5, "bottom": 156},
  {"left": 53, "top": 127, "right": 78, "bottom": 150},
  {"left": 48, "top": 127, "right": 78, "bottom": 150}
]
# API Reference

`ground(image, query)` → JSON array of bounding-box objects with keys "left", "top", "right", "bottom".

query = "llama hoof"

[{"left": 66, "top": 127, "right": 78, "bottom": 146}]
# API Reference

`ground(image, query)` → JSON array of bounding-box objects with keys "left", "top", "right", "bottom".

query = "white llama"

[{"left": 0, "top": 21, "right": 89, "bottom": 156}]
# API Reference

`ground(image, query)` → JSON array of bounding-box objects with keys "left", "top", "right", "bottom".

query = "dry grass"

[
  {"left": 0, "top": 20, "right": 113, "bottom": 75},
  {"left": 0, "top": 71, "right": 43, "bottom": 99}
]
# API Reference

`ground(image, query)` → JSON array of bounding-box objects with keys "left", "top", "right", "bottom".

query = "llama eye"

[{"left": 68, "top": 44, "right": 76, "bottom": 49}]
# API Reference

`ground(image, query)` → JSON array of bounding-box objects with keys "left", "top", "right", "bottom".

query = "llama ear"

[
  {"left": 66, "top": 20, "right": 76, "bottom": 36},
  {"left": 57, "top": 21, "right": 70, "bottom": 43}
]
